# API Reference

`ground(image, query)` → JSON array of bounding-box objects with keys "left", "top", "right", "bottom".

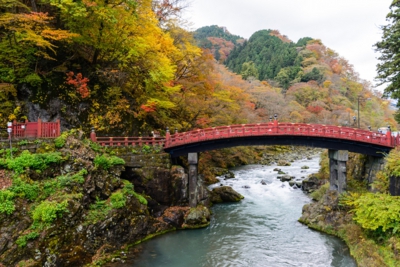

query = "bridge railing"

[
  {"left": 94, "top": 136, "right": 165, "bottom": 147},
  {"left": 165, "top": 123, "right": 397, "bottom": 148}
]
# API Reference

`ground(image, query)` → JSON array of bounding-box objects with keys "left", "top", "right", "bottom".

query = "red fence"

[
  {"left": 90, "top": 130, "right": 165, "bottom": 146},
  {"left": 164, "top": 122, "right": 400, "bottom": 149},
  {"left": 11, "top": 119, "right": 60, "bottom": 139}
]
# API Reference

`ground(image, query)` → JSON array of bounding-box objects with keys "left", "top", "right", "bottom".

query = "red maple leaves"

[{"left": 66, "top": 71, "right": 90, "bottom": 98}]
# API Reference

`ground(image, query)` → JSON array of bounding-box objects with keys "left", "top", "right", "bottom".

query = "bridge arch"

[{"left": 164, "top": 122, "right": 396, "bottom": 157}]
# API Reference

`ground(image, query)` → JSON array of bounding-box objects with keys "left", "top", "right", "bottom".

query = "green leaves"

[
  {"left": 32, "top": 200, "right": 69, "bottom": 227},
  {"left": 94, "top": 154, "right": 125, "bottom": 169},
  {"left": 350, "top": 193, "right": 400, "bottom": 234},
  {"left": 5, "top": 150, "right": 63, "bottom": 174},
  {"left": 0, "top": 190, "right": 15, "bottom": 215}
]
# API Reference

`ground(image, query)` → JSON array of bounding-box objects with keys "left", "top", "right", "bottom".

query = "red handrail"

[{"left": 164, "top": 123, "right": 395, "bottom": 149}]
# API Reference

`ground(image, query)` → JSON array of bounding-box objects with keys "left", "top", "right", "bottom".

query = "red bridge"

[
  {"left": 93, "top": 121, "right": 399, "bottom": 157},
  {"left": 92, "top": 121, "right": 400, "bottom": 200}
]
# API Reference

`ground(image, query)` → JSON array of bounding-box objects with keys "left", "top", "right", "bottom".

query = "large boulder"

[
  {"left": 302, "top": 175, "right": 322, "bottom": 193},
  {"left": 182, "top": 205, "right": 211, "bottom": 229},
  {"left": 210, "top": 186, "right": 244, "bottom": 203}
]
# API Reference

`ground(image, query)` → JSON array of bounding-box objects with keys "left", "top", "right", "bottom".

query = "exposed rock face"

[
  {"left": 299, "top": 190, "right": 353, "bottom": 231},
  {"left": 210, "top": 186, "right": 244, "bottom": 203},
  {"left": 0, "top": 136, "right": 213, "bottom": 266}
]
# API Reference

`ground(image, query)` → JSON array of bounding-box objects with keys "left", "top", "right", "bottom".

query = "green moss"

[
  {"left": 132, "top": 229, "right": 176, "bottom": 245},
  {"left": 122, "top": 180, "right": 147, "bottom": 205},
  {"left": 5, "top": 150, "right": 63, "bottom": 174},
  {"left": 94, "top": 154, "right": 125, "bottom": 169},
  {"left": 310, "top": 183, "right": 329, "bottom": 201},
  {"left": 84, "top": 198, "right": 112, "bottom": 225},
  {"left": 9, "top": 178, "right": 40, "bottom": 201},
  {"left": 110, "top": 191, "right": 126, "bottom": 208},
  {"left": 31, "top": 200, "right": 69, "bottom": 229},
  {"left": 15, "top": 231, "right": 39, "bottom": 247}
]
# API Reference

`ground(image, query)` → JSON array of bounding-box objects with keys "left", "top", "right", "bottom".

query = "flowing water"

[{"left": 119, "top": 154, "right": 356, "bottom": 267}]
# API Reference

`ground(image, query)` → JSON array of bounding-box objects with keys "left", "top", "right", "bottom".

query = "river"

[{"left": 119, "top": 153, "right": 356, "bottom": 267}]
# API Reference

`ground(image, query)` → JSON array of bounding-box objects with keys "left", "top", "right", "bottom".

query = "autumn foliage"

[
  {"left": 66, "top": 72, "right": 90, "bottom": 99},
  {"left": 0, "top": 0, "right": 396, "bottom": 135}
]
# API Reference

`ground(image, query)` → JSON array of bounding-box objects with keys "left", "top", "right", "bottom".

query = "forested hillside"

[
  {"left": 195, "top": 26, "right": 396, "bottom": 130},
  {"left": 0, "top": 0, "right": 396, "bottom": 138}
]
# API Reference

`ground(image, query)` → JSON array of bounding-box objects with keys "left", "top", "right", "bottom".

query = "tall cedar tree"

[{"left": 375, "top": 1, "right": 400, "bottom": 101}]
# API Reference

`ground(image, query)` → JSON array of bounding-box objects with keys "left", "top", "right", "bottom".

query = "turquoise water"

[{"left": 119, "top": 155, "right": 356, "bottom": 267}]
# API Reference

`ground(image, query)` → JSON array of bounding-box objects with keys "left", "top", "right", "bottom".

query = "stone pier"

[
  {"left": 329, "top": 149, "right": 348, "bottom": 193},
  {"left": 188, "top": 152, "right": 199, "bottom": 207}
]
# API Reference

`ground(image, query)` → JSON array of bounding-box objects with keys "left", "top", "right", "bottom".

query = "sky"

[{"left": 184, "top": 0, "right": 393, "bottom": 91}]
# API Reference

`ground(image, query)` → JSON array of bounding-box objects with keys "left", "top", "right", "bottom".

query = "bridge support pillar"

[
  {"left": 329, "top": 150, "right": 348, "bottom": 193},
  {"left": 188, "top": 152, "right": 198, "bottom": 207},
  {"left": 365, "top": 156, "right": 385, "bottom": 186}
]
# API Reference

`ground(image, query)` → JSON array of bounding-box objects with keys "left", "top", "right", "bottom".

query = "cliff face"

[{"left": 0, "top": 134, "right": 211, "bottom": 266}]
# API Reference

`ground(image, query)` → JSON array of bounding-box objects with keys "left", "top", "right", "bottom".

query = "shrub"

[
  {"left": 141, "top": 144, "right": 152, "bottom": 154},
  {"left": 54, "top": 136, "right": 66, "bottom": 148},
  {"left": 0, "top": 190, "right": 15, "bottom": 214},
  {"left": 17, "top": 140, "right": 29, "bottom": 146},
  {"left": 94, "top": 155, "right": 125, "bottom": 169},
  {"left": 10, "top": 178, "right": 40, "bottom": 201},
  {"left": 346, "top": 192, "right": 400, "bottom": 234},
  {"left": 89, "top": 142, "right": 103, "bottom": 153},
  {"left": 31, "top": 200, "right": 68, "bottom": 228},
  {"left": 6, "top": 150, "right": 63, "bottom": 174}
]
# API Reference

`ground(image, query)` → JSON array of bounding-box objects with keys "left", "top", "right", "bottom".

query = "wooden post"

[
  {"left": 165, "top": 127, "right": 170, "bottom": 147},
  {"left": 274, "top": 119, "right": 278, "bottom": 133},
  {"left": 90, "top": 127, "right": 96, "bottom": 142},
  {"left": 56, "top": 119, "right": 60, "bottom": 137},
  {"left": 37, "top": 118, "right": 42, "bottom": 138}
]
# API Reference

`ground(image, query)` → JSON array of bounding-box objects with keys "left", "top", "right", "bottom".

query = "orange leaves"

[
  {"left": 140, "top": 102, "right": 157, "bottom": 113},
  {"left": 307, "top": 105, "right": 324, "bottom": 114},
  {"left": 330, "top": 59, "right": 342, "bottom": 74},
  {"left": 66, "top": 72, "right": 90, "bottom": 99}
]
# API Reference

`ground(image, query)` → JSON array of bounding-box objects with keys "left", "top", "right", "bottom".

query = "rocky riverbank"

[{"left": 0, "top": 133, "right": 248, "bottom": 266}]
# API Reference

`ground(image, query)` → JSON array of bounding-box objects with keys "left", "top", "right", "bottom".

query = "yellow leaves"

[
  {"left": 0, "top": 11, "right": 78, "bottom": 60},
  {"left": 41, "top": 29, "right": 79, "bottom": 42},
  {"left": 323, "top": 80, "right": 332, "bottom": 88}
]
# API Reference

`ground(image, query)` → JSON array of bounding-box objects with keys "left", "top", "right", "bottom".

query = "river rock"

[
  {"left": 210, "top": 186, "right": 244, "bottom": 203},
  {"left": 302, "top": 176, "right": 322, "bottom": 193},
  {"left": 161, "top": 206, "right": 189, "bottom": 228},
  {"left": 182, "top": 205, "right": 211, "bottom": 229},
  {"left": 277, "top": 160, "right": 291, "bottom": 166},
  {"left": 224, "top": 171, "right": 235, "bottom": 179},
  {"left": 277, "top": 174, "right": 294, "bottom": 182},
  {"left": 301, "top": 165, "right": 310, "bottom": 169},
  {"left": 289, "top": 180, "right": 302, "bottom": 188}
]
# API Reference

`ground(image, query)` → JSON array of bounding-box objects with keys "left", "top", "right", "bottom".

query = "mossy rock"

[{"left": 210, "top": 186, "right": 244, "bottom": 203}]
